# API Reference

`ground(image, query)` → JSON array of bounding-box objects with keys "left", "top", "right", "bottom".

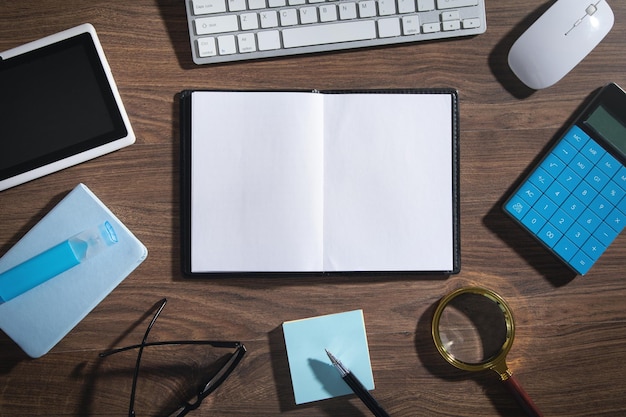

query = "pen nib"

[{"left": 325, "top": 349, "right": 348, "bottom": 377}]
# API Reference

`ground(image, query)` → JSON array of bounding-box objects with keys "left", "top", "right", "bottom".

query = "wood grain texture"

[{"left": 2, "top": 1, "right": 626, "bottom": 416}]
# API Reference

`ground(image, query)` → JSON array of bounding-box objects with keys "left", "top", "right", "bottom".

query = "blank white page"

[
  {"left": 190, "top": 92, "right": 325, "bottom": 272},
  {"left": 322, "top": 93, "right": 454, "bottom": 271}
]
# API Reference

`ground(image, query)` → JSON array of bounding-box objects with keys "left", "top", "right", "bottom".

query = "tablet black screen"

[{"left": 0, "top": 32, "right": 127, "bottom": 180}]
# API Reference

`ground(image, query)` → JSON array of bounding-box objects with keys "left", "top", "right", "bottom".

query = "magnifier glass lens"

[{"left": 437, "top": 292, "right": 508, "bottom": 364}]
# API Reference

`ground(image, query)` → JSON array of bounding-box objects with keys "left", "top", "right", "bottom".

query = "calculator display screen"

[{"left": 585, "top": 105, "right": 626, "bottom": 156}]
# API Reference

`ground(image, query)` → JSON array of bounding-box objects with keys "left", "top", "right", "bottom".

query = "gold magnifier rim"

[{"left": 431, "top": 286, "right": 515, "bottom": 374}]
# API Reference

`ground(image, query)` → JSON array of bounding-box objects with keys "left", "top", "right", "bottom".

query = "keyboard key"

[
  {"left": 300, "top": 7, "right": 318, "bottom": 24},
  {"left": 589, "top": 194, "right": 612, "bottom": 219},
  {"left": 529, "top": 167, "right": 554, "bottom": 191},
  {"left": 237, "top": 33, "right": 257, "bottom": 52},
  {"left": 573, "top": 181, "right": 597, "bottom": 205},
  {"left": 437, "top": 0, "right": 478, "bottom": 9},
  {"left": 319, "top": 4, "right": 338, "bottom": 22},
  {"left": 378, "top": 0, "right": 397, "bottom": 15},
  {"left": 358, "top": 1, "right": 377, "bottom": 18},
  {"left": 398, "top": 0, "right": 416, "bottom": 13},
  {"left": 378, "top": 18, "right": 402, "bottom": 37},
  {"left": 554, "top": 236, "right": 576, "bottom": 262},
  {"left": 562, "top": 194, "right": 584, "bottom": 219},
  {"left": 565, "top": 223, "right": 590, "bottom": 248},
  {"left": 563, "top": 125, "right": 589, "bottom": 149},
  {"left": 518, "top": 181, "right": 541, "bottom": 205},
  {"left": 522, "top": 209, "right": 546, "bottom": 233},
  {"left": 580, "top": 139, "right": 605, "bottom": 164},
  {"left": 579, "top": 208, "right": 602, "bottom": 233},
  {"left": 283, "top": 20, "right": 376, "bottom": 48},
  {"left": 442, "top": 20, "right": 461, "bottom": 31},
  {"left": 553, "top": 140, "right": 577, "bottom": 163},
  {"left": 505, "top": 195, "right": 529, "bottom": 220},
  {"left": 546, "top": 181, "right": 567, "bottom": 205},
  {"left": 569, "top": 251, "right": 593, "bottom": 275},
  {"left": 218, "top": 34, "right": 237, "bottom": 54},
  {"left": 586, "top": 166, "right": 609, "bottom": 191},
  {"left": 193, "top": 0, "right": 227, "bottom": 15},
  {"left": 257, "top": 30, "right": 281, "bottom": 50},
  {"left": 196, "top": 15, "right": 239, "bottom": 35},
  {"left": 339, "top": 2, "right": 358, "bottom": 19},
  {"left": 402, "top": 15, "right": 420, "bottom": 34},
  {"left": 598, "top": 152, "right": 620, "bottom": 177},
  {"left": 260, "top": 10, "right": 279, "bottom": 28},
  {"left": 197, "top": 37, "right": 217, "bottom": 56},
  {"left": 538, "top": 223, "right": 562, "bottom": 248},
  {"left": 417, "top": 0, "right": 435, "bottom": 11},
  {"left": 241, "top": 12, "right": 259, "bottom": 30},
  {"left": 280, "top": 8, "right": 298, "bottom": 26},
  {"left": 422, "top": 22, "right": 441, "bottom": 33},
  {"left": 229, "top": 0, "right": 247, "bottom": 10},
  {"left": 601, "top": 180, "right": 625, "bottom": 206},
  {"left": 582, "top": 236, "right": 606, "bottom": 261},
  {"left": 556, "top": 167, "right": 581, "bottom": 192},
  {"left": 462, "top": 18, "right": 481, "bottom": 29},
  {"left": 550, "top": 209, "right": 574, "bottom": 233},
  {"left": 595, "top": 222, "right": 619, "bottom": 247},
  {"left": 540, "top": 153, "right": 566, "bottom": 177},
  {"left": 607, "top": 207, "right": 626, "bottom": 233}
]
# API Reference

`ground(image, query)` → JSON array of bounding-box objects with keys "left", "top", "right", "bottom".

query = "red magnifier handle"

[{"left": 502, "top": 375, "right": 544, "bottom": 417}]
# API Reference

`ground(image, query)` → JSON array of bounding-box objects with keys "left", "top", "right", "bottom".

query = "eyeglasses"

[{"left": 99, "top": 298, "right": 246, "bottom": 417}]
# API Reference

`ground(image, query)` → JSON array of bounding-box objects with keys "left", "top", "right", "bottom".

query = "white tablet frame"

[{"left": 0, "top": 24, "right": 135, "bottom": 191}]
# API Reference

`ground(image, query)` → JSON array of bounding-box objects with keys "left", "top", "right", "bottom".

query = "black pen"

[{"left": 325, "top": 349, "right": 391, "bottom": 417}]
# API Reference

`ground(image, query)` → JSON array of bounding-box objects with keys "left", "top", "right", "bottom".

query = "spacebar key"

[{"left": 282, "top": 21, "right": 377, "bottom": 48}]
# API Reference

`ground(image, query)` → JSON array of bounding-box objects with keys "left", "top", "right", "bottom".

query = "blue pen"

[{"left": 0, "top": 221, "right": 118, "bottom": 303}]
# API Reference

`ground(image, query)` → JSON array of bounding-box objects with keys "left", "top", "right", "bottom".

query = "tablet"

[{"left": 0, "top": 24, "right": 135, "bottom": 191}]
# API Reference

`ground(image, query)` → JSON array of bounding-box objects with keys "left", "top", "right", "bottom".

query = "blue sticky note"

[{"left": 282, "top": 310, "right": 374, "bottom": 404}]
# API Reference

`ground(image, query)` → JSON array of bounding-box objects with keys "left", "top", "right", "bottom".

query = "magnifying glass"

[{"left": 431, "top": 287, "right": 543, "bottom": 417}]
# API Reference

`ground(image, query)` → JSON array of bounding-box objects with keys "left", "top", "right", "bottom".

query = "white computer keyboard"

[{"left": 185, "top": 0, "right": 486, "bottom": 64}]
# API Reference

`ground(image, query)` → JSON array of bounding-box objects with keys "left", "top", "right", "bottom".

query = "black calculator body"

[{"left": 504, "top": 83, "right": 626, "bottom": 275}]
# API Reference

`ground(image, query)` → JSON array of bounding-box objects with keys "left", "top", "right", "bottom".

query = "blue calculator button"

[
  {"left": 570, "top": 251, "right": 593, "bottom": 275},
  {"left": 586, "top": 166, "right": 609, "bottom": 191},
  {"left": 589, "top": 194, "right": 612, "bottom": 219},
  {"left": 522, "top": 209, "right": 547, "bottom": 233},
  {"left": 601, "top": 181, "right": 625, "bottom": 206},
  {"left": 535, "top": 194, "right": 559, "bottom": 218},
  {"left": 570, "top": 154, "right": 592, "bottom": 177},
  {"left": 550, "top": 209, "right": 575, "bottom": 233},
  {"left": 580, "top": 138, "right": 605, "bottom": 164},
  {"left": 607, "top": 207, "right": 626, "bottom": 233},
  {"left": 595, "top": 223, "right": 619, "bottom": 247},
  {"left": 564, "top": 125, "right": 590, "bottom": 149},
  {"left": 615, "top": 166, "right": 626, "bottom": 187},
  {"left": 573, "top": 181, "right": 597, "bottom": 205},
  {"left": 546, "top": 181, "right": 568, "bottom": 205},
  {"left": 540, "top": 153, "right": 566, "bottom": 177},
  {"left": 598, "top": 152, "right": 620, "bottom": 177},
  {"left": 557, "top": 167, "right": 582, "bottom": 191},
  {"left": 565, "top": 223, "right": 591, "bottom": 247},
  {"left": 618, "top": 195, "right": 626, "bottom": 215},
  {"left": 505, "top": 195, "right": 530, "bottom": 220},
  {"left": 562, "top": 195, "right": 585, "bottom": 219},
  {"left": 538, "top": 223, "right": 562, "bottom": 248},
  {"left": 579, "top": 208, "right": 602, "bottom": 233},
  {"left": 529, "top": 167, "right": 553, "bottom": 191},
  {"left": 518, "top": 181, "right": 542, "bottom": 205},
  {"left": 554, "top": 236, "right": 576, "bottom": 262},
  {"left": 553, "top": 140, "right": 578, "bottom": 163},
  {"left": 582, "top": 236, "right": 606, "bottom": 261}
]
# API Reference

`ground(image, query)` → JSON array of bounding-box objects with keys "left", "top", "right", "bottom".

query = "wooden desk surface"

[{"left": 1, "top": 1, "right": 626, "bottom": 416}]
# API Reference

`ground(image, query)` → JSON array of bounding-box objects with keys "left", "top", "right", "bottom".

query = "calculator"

[{"left": 504, "top": 83, "right": 626, "bottom": 275}]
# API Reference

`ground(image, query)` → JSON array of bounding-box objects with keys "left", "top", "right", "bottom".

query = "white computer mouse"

[{"left": 508, "top": 0, "right": 614, "bottom": 90}]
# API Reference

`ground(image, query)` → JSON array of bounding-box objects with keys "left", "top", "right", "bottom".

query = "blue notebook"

[{"left": 0, "top": 184, "right": 147, "bottom": 357}]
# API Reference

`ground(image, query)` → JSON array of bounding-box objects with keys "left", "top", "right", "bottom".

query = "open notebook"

[{"left": 180, "top": 89, "right": 460, "bottom": 274}]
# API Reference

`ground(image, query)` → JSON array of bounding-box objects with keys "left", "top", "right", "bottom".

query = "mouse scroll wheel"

[{"left": 585, "top": 4, "right": 597, "bottom": 15}]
